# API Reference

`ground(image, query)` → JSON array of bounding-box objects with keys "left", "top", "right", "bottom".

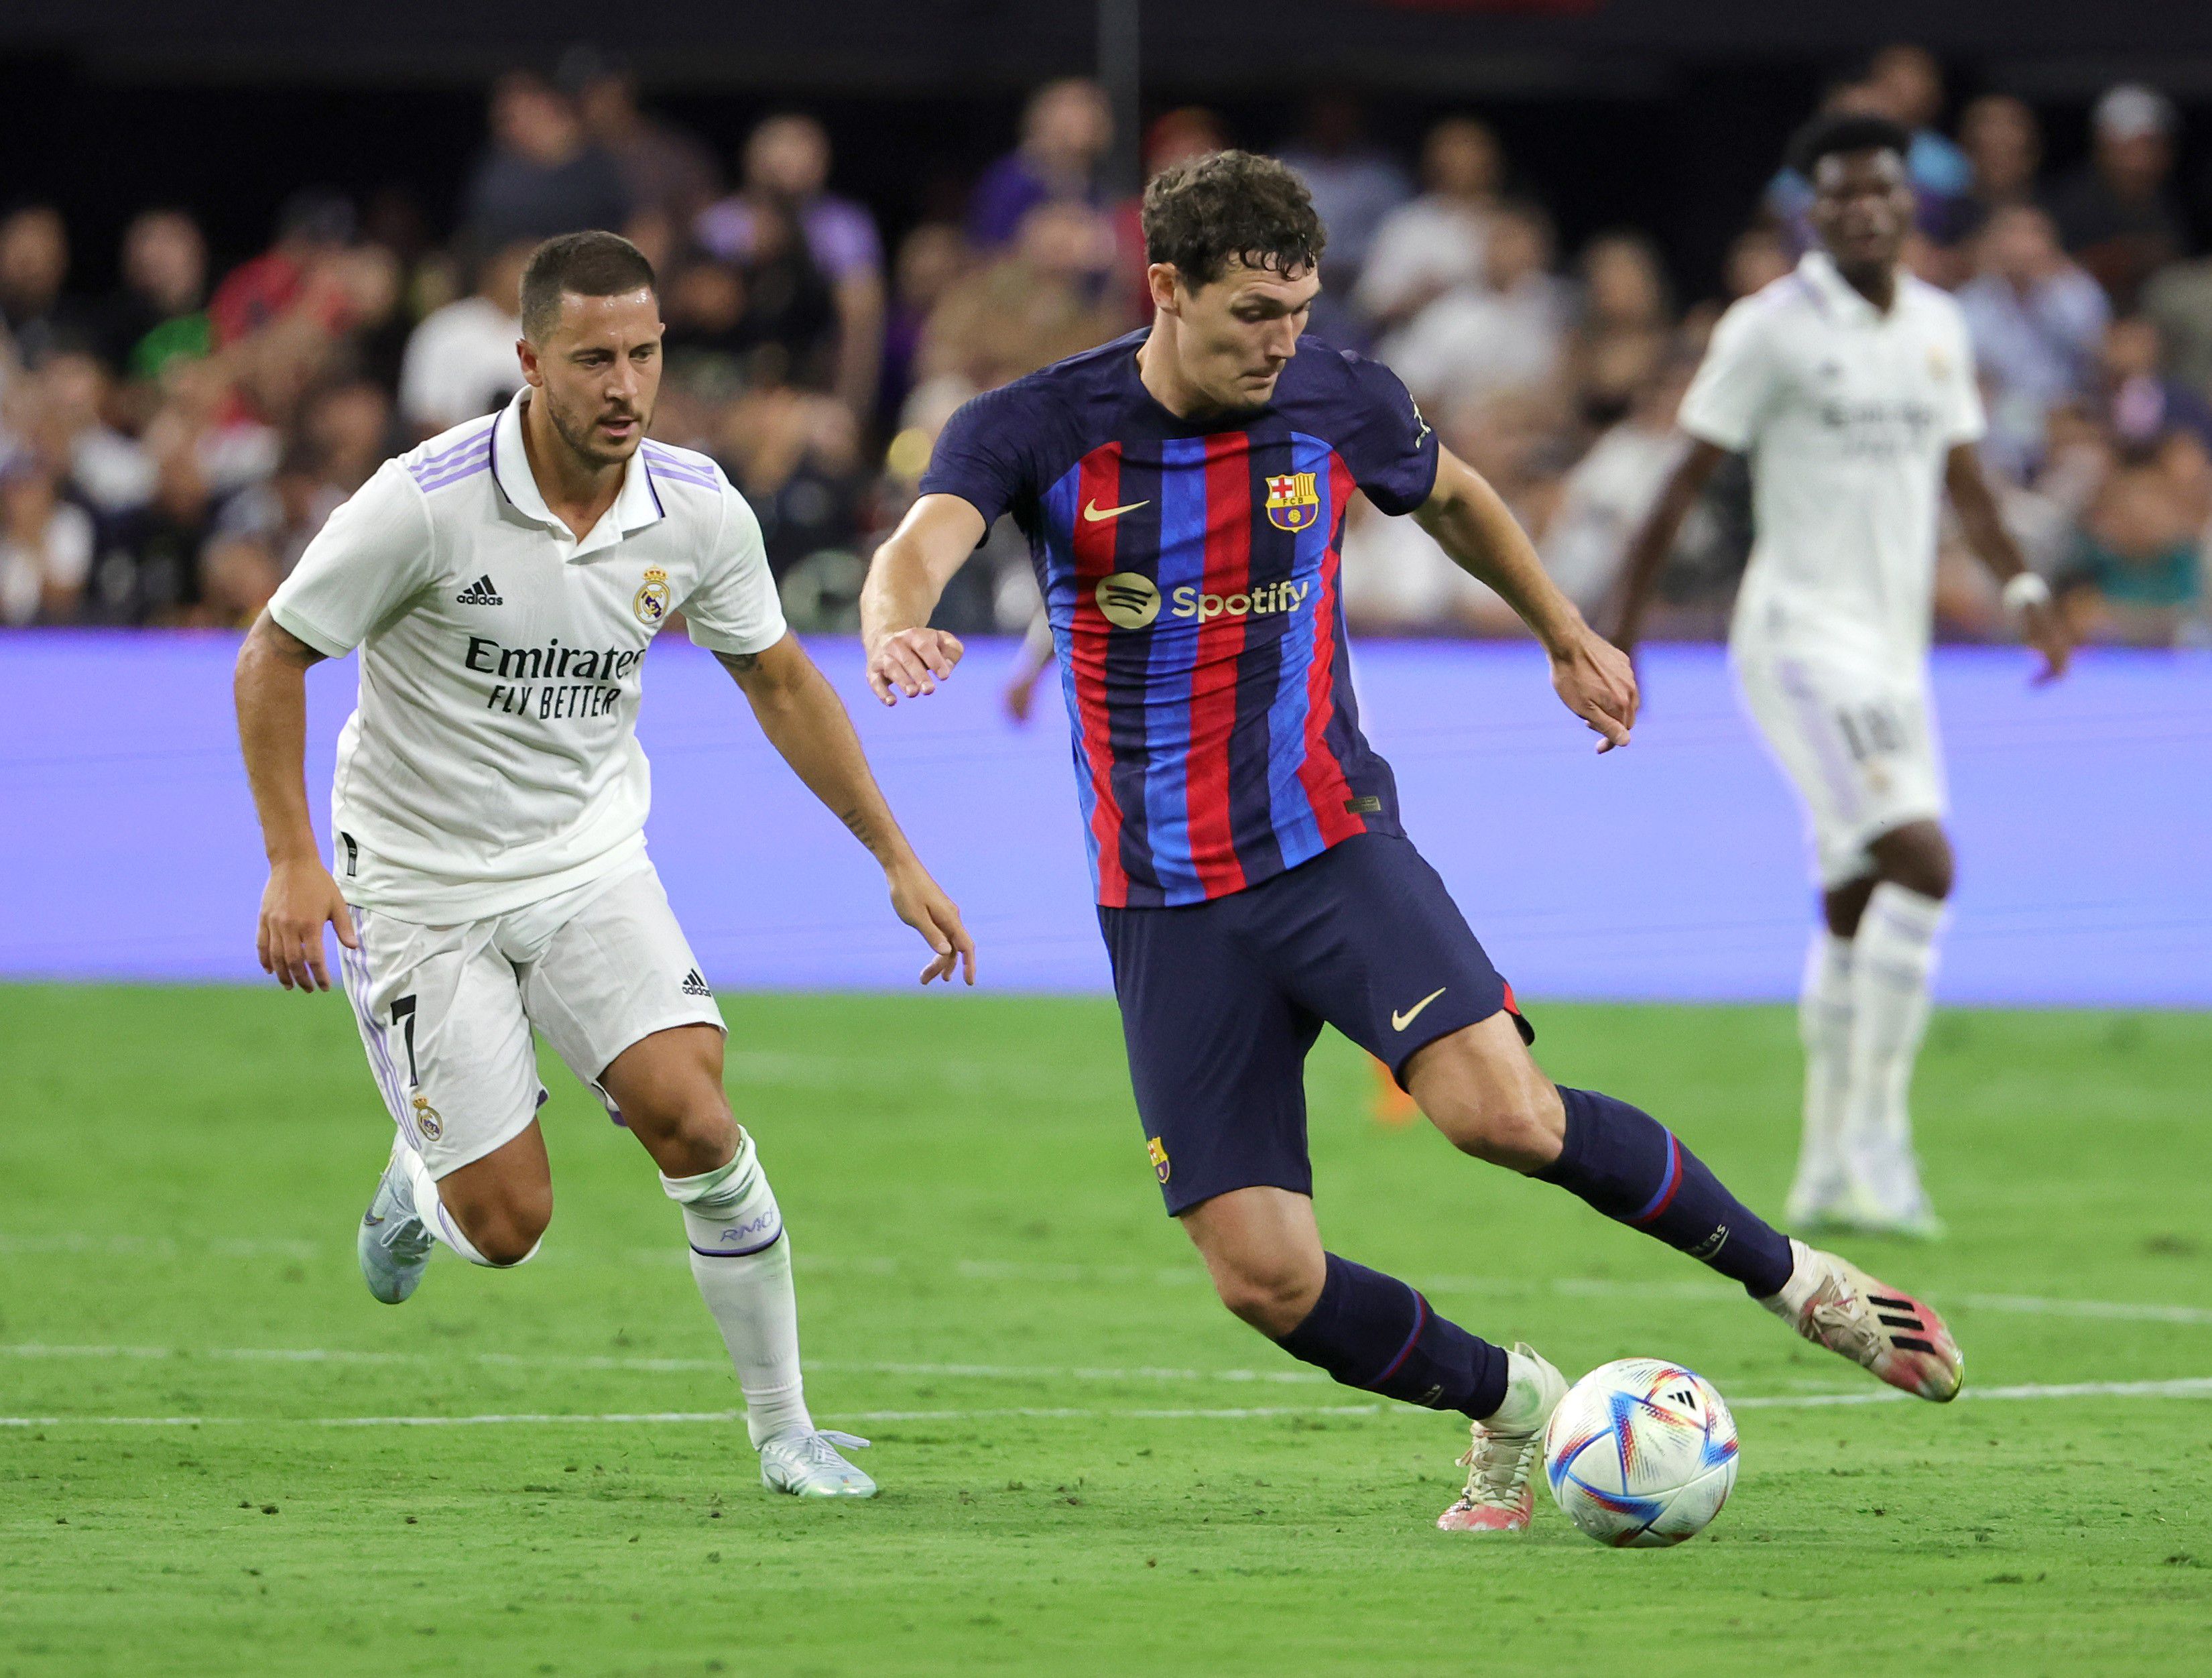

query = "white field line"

[
  {"left": 11, "top": 1232, "right": 2212, "bottom": 1330},
  {"left": 8, "top": 1378, "right": 2212, "bottom": 1430}
]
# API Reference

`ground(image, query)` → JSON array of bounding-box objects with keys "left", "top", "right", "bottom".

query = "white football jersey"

[
  {"left": 269, "top": 390, "right": 787, "bottom": 922},
  {"left": 1680, "top": 251, "right": 1985, "bottom": 674}
]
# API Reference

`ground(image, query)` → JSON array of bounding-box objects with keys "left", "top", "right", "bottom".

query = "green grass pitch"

[{"left": 3, "top": 984, "right": 2210, "bottom": 1675}]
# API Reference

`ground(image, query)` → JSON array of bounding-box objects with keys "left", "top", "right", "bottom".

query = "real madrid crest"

[
  {"left": 1265, "top": 471, "right": 1320, "bottom": 533},
  {"left": 633, "top": 566, "right": 670, "bottom": 627},
  {"left": 410, "top": 1091, "right": 444, "bottom": 1141}
]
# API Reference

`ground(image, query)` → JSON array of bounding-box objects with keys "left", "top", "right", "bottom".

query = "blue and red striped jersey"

[{"left": 922, "top": 329, "right": 1440, "bottom": 908}]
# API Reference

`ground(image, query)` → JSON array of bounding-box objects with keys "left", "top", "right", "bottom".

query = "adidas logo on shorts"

[
  {"left": 680, "top": 967, "right": 713, "bottom": 998},
  {"left": 454, "top": 574, "right": 503, "bottom": 605}
]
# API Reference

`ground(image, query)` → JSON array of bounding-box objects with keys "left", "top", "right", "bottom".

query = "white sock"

[
  {"left": 1792, "top": 929, "right": 1855, "bottom": 1203},
  {"left": 1843, "top": 883, "right": 1947, "bottom": 1209},
  {"left": 399, "top": 1144, "right": 503, "bottom": 1267},
  {"left": 663, "top": 1133, "right": 814, "bottom": 1448}
]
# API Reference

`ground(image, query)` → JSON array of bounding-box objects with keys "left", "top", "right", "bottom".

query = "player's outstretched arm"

[
  {"left": 717, "top": 634, "right": 977, "bottom": 985},
  {"left": 1944, "top": 444, "right": 2072, "bottom": 684},
  {"left": 233, "top": 611, "right": 357, "bottom": 992},
  {"left": 1414, "top": 446, "right": 1639, "bottom": 753},
  {"left": 1609, "top": 437, "right": 1727, "bottom": 657},
  {"left": 859, "top": 493, "right": 987, "bottom": 705}
]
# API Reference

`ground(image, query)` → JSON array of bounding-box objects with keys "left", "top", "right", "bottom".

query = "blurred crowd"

[{"left": 3, "top": 45, "right": 2208, "bottom": 648}]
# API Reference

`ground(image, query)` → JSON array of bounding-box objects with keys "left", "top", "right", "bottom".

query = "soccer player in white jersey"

[
  {"left": 233, "top": 232, "right": 975, "bottom": 1499},
  {"left": 1615, "top": 115, "right": 2071, "bottom": 1236}
]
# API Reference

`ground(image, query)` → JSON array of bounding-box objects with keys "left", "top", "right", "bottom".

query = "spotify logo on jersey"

[{"left": 1095, "top": 571, "right": 1162, "bottom": 630}]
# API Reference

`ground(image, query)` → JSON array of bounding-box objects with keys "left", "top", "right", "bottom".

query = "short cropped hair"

[
  {"left": 1142, "top": 150, "right": 1326, "bottom": 289},
  {"left": 519, "top": 231, "right": 657, "bottom": 342},
  {"left": 1788, "top": 112, "right": 1913, "bottom": 181}
]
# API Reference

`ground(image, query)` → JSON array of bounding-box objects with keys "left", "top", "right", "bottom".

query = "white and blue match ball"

[{"left": 1541, "top": 1357, "right": 1739, "bottom": 1548}]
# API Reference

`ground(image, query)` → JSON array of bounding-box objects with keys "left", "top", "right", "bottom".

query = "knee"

[
  {"left": 1445, "top": 1098, "right": 1565, "bottom": 1172},
  {"left": 455, "top": 1187, "right": 551, "bottom": 1266},
  {"left": 1199, "top": 1245, "right": 1324, "bottom": 1337},
  {"left": 1418, "top": 1072, "right": 1564, "bottom": 1171},
  {"left": 631, "top": 1093, "right": 738, "bottom": 1181},
  {"left": 1875, "top": 827, "right": 1955, "bottom": 900}
]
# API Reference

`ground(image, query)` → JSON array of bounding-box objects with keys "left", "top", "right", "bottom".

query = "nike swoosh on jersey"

[
  {"left": 1082, "top": 497, "right": 1150, "bottom": 523},
  {"left": 1391, "top": 986, "right": 1448, "bottom": 1032}
]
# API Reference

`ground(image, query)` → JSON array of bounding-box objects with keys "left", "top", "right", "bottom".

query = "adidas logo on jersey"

[
  {"left": 455, "top": 575, "right": 503, "bottom": 605},
  {"left": 680, "top": 967, "right": 713, "bottom": 998}
]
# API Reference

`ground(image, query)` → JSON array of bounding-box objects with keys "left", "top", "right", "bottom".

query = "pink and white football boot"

[
  {"left": 1761, "top": 1238, "right": 1963, "bottom": 1402},
  {"left": 1437, "top": 1343, "right": 1569, "bottom": 1533}
]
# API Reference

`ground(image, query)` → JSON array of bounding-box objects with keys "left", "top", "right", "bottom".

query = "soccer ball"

[{"left": 1542, "top": 1358, "right": 1739, "bottom": 1548}]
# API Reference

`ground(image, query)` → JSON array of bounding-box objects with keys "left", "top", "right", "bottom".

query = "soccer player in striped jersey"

[{"left": 861, "top": 151, "right": 1963, "bottom": 1535}]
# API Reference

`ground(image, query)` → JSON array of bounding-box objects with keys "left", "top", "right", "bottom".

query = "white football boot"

[
  {"left": 1436, "top": 1343, "right": 1569, "bottom": 1533},
  {"left": 1760, "top": 1238, "right": 1963, "bottom": 1401},
  {"left": 357, "top": 1140, "right": 436, "bottom": 1305},
  {"left": 759, "top": 1429, "right": 877, "bottom": 1499}
]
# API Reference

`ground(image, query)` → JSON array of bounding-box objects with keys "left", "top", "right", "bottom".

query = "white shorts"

[
  {"left": 1733, "top": 646, "right": 1947, "bottom": 889},
  {"left": 336, "top": 855, "right": 723, "bottom": 1176}
]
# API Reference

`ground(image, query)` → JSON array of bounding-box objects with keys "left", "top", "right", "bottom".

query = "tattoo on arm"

[{"left": 835, "top": 804, "right": 883, "bottom": 853}]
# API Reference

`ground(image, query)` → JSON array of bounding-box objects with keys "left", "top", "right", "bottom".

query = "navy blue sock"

[
  {"left": 1537, "top": 1087, "right": 1795, "bottom": 1297},
  {"left": 1274, "top": 1253, "right": 1509, "bottom": 1419}
]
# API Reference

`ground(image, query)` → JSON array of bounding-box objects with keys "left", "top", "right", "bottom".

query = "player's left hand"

[
  {"left": 887, "top": 859, "right": 977, "bottom": 985},
  {"left": 2022, "top": 601, "right": 2072, "bottom": 686},
  {"left": 867, "top": 627, "right": 966, "bottom": 705},
  {"left": 1549, "top": 624, "right": 1639, "bottom": 753}
]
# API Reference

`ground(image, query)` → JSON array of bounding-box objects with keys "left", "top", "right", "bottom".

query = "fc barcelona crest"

[{"left": 1265, "top": 472, "right": 1320, "bottom": 532}]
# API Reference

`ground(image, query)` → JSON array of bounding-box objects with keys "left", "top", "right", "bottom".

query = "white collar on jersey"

[
  {"left": 1796, "top": 249, "right": 1898, "bottom": 326},
  {"left": 490, "top": 389, "right": 668, "bottom": 560}
]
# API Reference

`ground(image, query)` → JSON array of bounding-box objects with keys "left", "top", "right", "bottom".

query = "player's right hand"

[
  {"left": 257, "top": 857, "right": 357, "bottom": 992},
  {"left": 1550, "top": 625, "right": 1640, "bottom": 753},
  {"left": 867, "top": 627, "right": 965, "bottom": 705}
]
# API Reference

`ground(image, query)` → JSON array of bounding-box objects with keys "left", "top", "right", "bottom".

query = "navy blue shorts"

[{"left": 1098, "top": 832, "right": 1530, "bottom": 1215}]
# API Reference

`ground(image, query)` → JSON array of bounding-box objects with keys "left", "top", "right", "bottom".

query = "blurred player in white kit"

[
  {"left": 1615, "top": 114, "right": 2071, "bottom": 1236},
  {"left": 232, "top": 231, "right": 975, "bottom": 1498}
]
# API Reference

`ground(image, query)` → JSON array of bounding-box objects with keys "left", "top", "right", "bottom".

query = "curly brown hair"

[{"left": 1140, "top": 149, "right": 1327, "bottom": 289}]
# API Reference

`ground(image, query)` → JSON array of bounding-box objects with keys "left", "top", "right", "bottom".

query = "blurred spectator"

[
  {"left": 2047, "top": 84, "right": 2186, "bottom": 308},
  {"left": 696, "top": 115, "right": 886, "bottom": 421},
  {"left": 1355, "top": 117, "right": 1505, "bottom": 333},
  {"left": 99, "top": 426, "right": 216, "bottom": 623},
  {"left": 1375, "top": 202, "right": 1569, "bottom": 417},
  {"left": 200, "top": 432, "right": 353, "bottom": 624},
  {"left": 1113, "top": 108, "right": 1231, "bottom": 318},
  {"left": 1724, "top": 229, "right": 1792, "bottom": 300},
  {"left": 670, "top": 200, "right": 838, "bottom": 394},
  {"left": 1276, "top": 95, "right": 1412, "bottom": 290},
  {"left": 1957, "top": 95, "right": 2042, "bottom": 230},
  {"left": 98, "top": 210, "right": 210, "bottom": 386},
  {"left": 0, "top": 206, "right": 89, "bottom": 370},
  {"left": 1957, "top": 205, "right": 2109, "bottom": 481},
  {"left": 461, "top": 71, "right": 633, "bottom": 253},
  {"left": 2141, "top": 257, "right": 2212, "bottom": 395},
  {"left": 920, "top": 201, "right": 1127, "bottom": 395},
  {"left": 208, "top": 188, "right": 359, "bottom": 347},
  {"left": 562, "top": 47, "right": 719, "bottom": 270},
  {"left": 31, "top": 351, "right": 154, "bottom": 518},
  {"left": 2059, "top": 438, "right": 2209, "bottom": 646},
  {"left": 398, "top": 240, "right": 530, "bottom": 438},
  {"left": 879, "top": 223, "right": 971, "bottom": 425},
  {"left": 0, "top": 452, "right": 93, "bottom": 625},
  {"left": 1541, "top": 359, "right": 1712, "bottom": 618},
  {"left": 715, "top": 387, "right": 865, "bottom": 573},
  {"left": 1566, "top": 233, "right": 1673, "bottom": 428},
  {"left": 967, "top": 80, "right": 1113, "bottom": 251},
  {"left": 2097, "top": 316, "right": 2212, "bottom": 455},
  {"left": 1863, "top": 46, "right": 1974, "bottom": 219}
]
